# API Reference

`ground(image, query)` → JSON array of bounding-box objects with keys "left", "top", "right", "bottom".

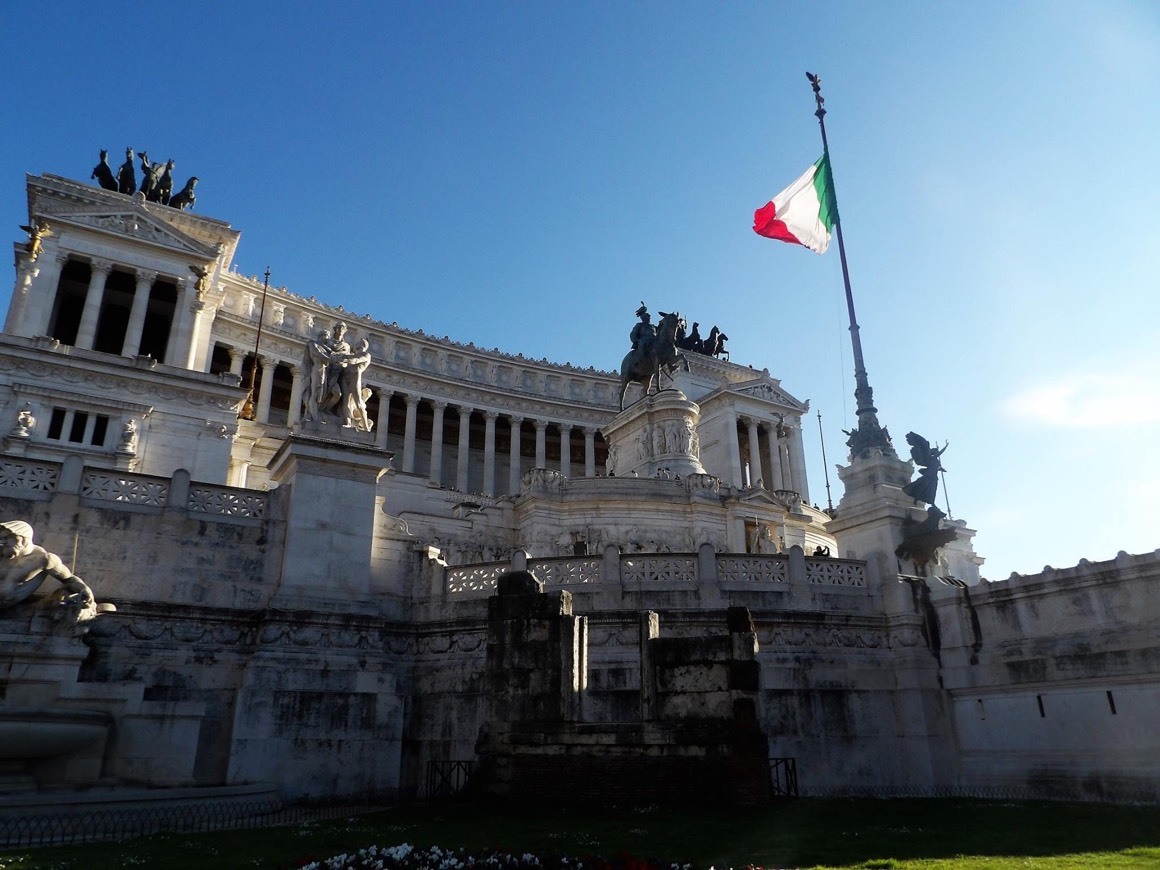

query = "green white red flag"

[{"left": 753, "top": 154, "right": 838, "bottom": 254}]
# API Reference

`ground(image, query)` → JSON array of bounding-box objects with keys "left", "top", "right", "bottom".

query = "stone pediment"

[
  {"left": 734, "top": 378, "right": 805, "bottom": 408},
  {"left": 34, "top": 203, "right": 217, "bottom": 259}
]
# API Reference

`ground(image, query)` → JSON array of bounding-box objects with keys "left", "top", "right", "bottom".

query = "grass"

[{"left": 1, "top": 798, "right": 1159, "bottom": 869}]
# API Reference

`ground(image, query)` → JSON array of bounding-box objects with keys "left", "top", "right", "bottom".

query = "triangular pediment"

[{"left": 33, "top": 202, "right": 217, "bottom": 258}]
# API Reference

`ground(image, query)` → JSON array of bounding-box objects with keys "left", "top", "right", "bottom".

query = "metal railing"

[
  {"left": 769, "top": 757, "right": 799, "bottom": 798},
  {"left": 0, "top": 790, "right": 397, "bottom": 850},
  {"left": 424, "top": 760, "right": 475, "bottom": 799}
]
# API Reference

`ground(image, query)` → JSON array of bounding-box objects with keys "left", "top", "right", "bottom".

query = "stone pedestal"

[
  {"left": 601, "top": 391, "right": 705, "bottom": 479},
  {"left": 267, "top": 432, "right": 394, "bottom": 609}
]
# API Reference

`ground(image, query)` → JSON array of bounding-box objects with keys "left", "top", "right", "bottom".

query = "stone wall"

[{"left": 931, "top": 550, "right": 1160, "bottom": 800}]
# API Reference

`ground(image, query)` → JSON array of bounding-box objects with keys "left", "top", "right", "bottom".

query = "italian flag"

[{"left": 752, "top": 154, "right": 838, "bottom": 254}]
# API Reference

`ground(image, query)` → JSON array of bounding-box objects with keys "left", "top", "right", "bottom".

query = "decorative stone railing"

[
  {"left": 806, "top": 558, "right": 866, "bottom": 587},
  {"left": 188, "top": 484, "right": 268, "bottom": 519},
  {"left": 440, "top": 546, "right": 870, "bottom": 598},
  {"left": 0, "top": 456, "right": 268, "bottom": 524},
  {"left": 81, "top": 471, "right": 169, "bottom": 506},
  {"left": 531, "top": 556, "right": 602, "bottom": 587},
  {"left": 0, "top": 459, "right": 59, "bottom": 494},
  {"left": 717, "top": 555, "right": 789, "bottom": 584}
]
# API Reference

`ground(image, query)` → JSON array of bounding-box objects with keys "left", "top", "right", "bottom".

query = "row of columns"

[
  {"left": 733, "top": 411, "right": 810, "bottom": 503},
  {"left": 14, "top": 252, "right": 208, "bottom": 369},
  {"left": 220, "top": 345, "right": 602, "bottom": 497}
]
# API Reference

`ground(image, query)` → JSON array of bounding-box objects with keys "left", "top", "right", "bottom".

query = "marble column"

[
  {"left": 559, "top": 424, "right": 573, "bottom": 478},
  {"left": 508, "top": 416, "right": 523, "bottom": 493},
  {"left": 534, "top": 419, "right": 547, "bottom": 468},
  {"left": 375, "top": 389, "right": 391, "bottom": 449},
  {"left": 456, "top": 405, "right": 473, "bottom": 491},
  {"left": 17, "top": 252, "right": 66, "bottom": 336},
  {"left": 789, "top": 423, "right": 810, "bottom": 503},
  {"left": 184, "top": 297, "right": 212, "bottom": 371},
  {"left": 5, "top": 262, "right": 38, "bottom": 335},
  {"left": 74, "top": 259, "right": 112, "bottom": 349},
  {"left": 165, "top": 277, "right": 195, "bottom": 366},
  {"left": 745, "top": 417, "right": 763, "bottom": 488},
  {"left": 430, "top": 401, "right": 446, "bottom": 484},
  {"left": 483, "top": 411, "right": 498, "bottom": 495},
  {"left": 228, "top": 347, "right": 245, "bottom": 376},
  {"left": 121, "top": 269, "right": 156, "bottom": 356},
  {"left": 725, "top": 409, "right": 743, "bottom": 488},
  {"left": 402, "top": 395, "right": 419, "bottom": 473},
  {"left": 584, "top": 427, "right": 597, "bottom": 477},
  {"left": 287, "top": 365, "right": 304, "bottom": 427},
  {"left": 256, "top": 355, "right": 276, "bottom": 424},
  {"left": 767, "top": 426, "right": 786, "bottom": 491}
]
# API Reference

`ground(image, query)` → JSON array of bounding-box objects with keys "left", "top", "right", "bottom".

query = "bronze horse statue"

[{"left": 618, "top": 310, "right": 690, "bottom": 410}]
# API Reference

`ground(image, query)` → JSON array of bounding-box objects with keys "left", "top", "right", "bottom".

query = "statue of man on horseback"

[{"left": 619, "top": 303, "right": 690, "bottom": 410}]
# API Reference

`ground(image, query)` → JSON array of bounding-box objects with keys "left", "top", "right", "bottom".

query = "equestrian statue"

[{"left": 618, "top": 303, "right": 690, "bottom": 410}]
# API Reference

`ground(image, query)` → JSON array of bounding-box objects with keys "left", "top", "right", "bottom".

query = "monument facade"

[{"left": 0, "top": 160, "right": 1156, "bottom": 810}]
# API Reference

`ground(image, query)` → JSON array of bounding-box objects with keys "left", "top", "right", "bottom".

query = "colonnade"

[
  {"left": 727, "top": 410, "right": 810, "bottom": 503},
  {"left": 14, "top": 253, "right": 208, "bottom": 369}
]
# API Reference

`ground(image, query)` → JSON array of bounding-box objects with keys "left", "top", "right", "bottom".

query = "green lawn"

[{"left": 2, "top": 799, "right": 1159, "bottom": 869}]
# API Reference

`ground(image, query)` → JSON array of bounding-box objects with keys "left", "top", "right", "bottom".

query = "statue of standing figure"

[
  {"left": 901, "top": 432, "right": 947, "bottom": 506},
  {"left": 300, "top": 322, "right": 374, "bottom": 433}
]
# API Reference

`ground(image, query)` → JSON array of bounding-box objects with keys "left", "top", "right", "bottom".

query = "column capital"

[
  {"left": 287, "top": 364, "right": 302, "bottom": 377},
  {"left": 583, "top": 425, "right": 599, "bottom": 437},
  {"left": 404, "top": 393, "right": 421, "bottom": 408},
  {"left": 533, "top": 418, "right": 548, "bottom": 432},
  {"left": 88, "top": 258, "right": 114, "bottom": 276},
  {"left": 376, "top": 386, "right": 394, "bottom": 400},
  {"left": 134, "top": 268, "right": 158, "bottom": 284},
  {"left": 455, "top": 403, "right": 474, "bottom": 416},
  {"left": 227, "top": 346, "right": 245, "bottom": 362},
  {"left": 432, "top": 399, "right": 448, "bottom": 412},
  {"left": 483, "top": 410, "right": 499, "bottom": 422},
  {"left": 559, "top": 422, "right": 574, "bottom": 432},
  {"left": 509, "top": 414, "right": 524, "bottom": 426}
]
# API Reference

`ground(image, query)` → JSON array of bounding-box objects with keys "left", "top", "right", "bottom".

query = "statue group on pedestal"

[
  {"left": 618, "top": 303, "right": 691, "bottom": 409},
  {"left": 90, "top": 148, "right": 198, "bottom": 211},
  {"left": 301, "top": 321, "right": 374, "bottom": 432}
]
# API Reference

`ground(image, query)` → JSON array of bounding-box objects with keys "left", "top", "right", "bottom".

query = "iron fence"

[
  {"left": 425, "top": 760, "right": 475, "bottom": 799},
  {"left": 769, "top": 757, "right": 799, "bottom": 797},
  {"left": 0, "top": 789, "right": 398, "bottom": 850}
]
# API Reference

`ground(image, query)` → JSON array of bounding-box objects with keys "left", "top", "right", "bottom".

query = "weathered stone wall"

[{"left": 933, "top": 550, "right": 1160, "bottom": 800}]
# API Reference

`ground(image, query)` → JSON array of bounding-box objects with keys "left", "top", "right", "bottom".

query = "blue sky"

[{"left": 3, "top": 2, "right": 1157, "bottom": 579}]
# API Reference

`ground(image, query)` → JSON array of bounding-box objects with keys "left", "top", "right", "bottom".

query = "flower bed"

[{"left": 292, "top": 843, "right": 704, "bottom": 870}]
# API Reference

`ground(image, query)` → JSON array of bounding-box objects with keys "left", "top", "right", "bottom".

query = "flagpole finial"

[{"left": 806, "top": 72, "right": 825, "bottom": 119}]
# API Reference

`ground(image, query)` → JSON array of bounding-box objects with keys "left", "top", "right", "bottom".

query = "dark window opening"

[
  {"left": 92, "top": 415, "right": 109, "bottom": 447},
  {"left": 47, "top": 408, "right": 66, "bottom": 440},
  {"left": 68, "top": 412, "right": 89, "bottom": 443},
  {"left": 92, "top": 269, "right": 135, "bottom": 354},
  {"left": 209, "top": 343, "right": 233, "bottom": 376},
  {"left": 48, "top": 260, "right": 90, "bottom": 345},
  {"left": 138, "top": 279, "right": 178, "bottom": 362},
  {"left": 267, "top": 362, "right": 294, "bottom": 426}
]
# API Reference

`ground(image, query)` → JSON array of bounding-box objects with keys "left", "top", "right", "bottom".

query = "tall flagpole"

[{"left": 807, "top": 72, "right": 895, "bottom": 459}]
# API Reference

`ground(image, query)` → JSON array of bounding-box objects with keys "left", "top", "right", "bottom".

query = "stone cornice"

[{"left": 0, "top": 336, "right": 245, "bottom": 415}]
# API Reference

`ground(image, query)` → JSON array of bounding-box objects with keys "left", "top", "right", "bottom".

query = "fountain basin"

[{"left": 0, "top": 708, "right": 112, "bottom": 760}]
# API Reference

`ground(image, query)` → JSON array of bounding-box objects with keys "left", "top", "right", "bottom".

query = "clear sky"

[{"left": 3, "top": 2, "right": 1157, "bottom": 580}]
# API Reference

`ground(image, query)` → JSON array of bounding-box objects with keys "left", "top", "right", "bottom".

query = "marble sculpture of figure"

[
  {"left": 0, "top": 520, "right": 115, "bottom": 631},
  {"left": 301, "top": 328, "right": 333, "bottom": 423},
  {"left": 339, "top": 338, "right": 374, "bottom": 431}
]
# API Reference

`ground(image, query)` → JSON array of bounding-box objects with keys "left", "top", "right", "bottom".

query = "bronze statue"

[
  {"left": 618, "top": 306, "right": 690, "bottom": 409},
  {"left": 139, "top": 151, "right": 164, "bottom": 201},
  {"left": 19, "top": 221, "right": 53, "bottom": 262},
  {"left": 901, "top": 432, "right": 947, "bottom": 506},
  {"left": 156, "top": 159, "right": 175, "bottom": 205},
  {"left": 895, "top": 505, "right": 957, "bottom": 571},
  {"left": 91, "top": 150, "right": 118, "bottom": 191},
  {"left": 117, "top": 147, "right": 137, "bottom": 195},
  {"left": 169, "top": 177, "right": 198, "bottom": 210}
]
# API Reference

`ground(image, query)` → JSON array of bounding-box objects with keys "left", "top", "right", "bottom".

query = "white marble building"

[{"left": 1, "top": 167, "right": 1156, "bottom": 809}]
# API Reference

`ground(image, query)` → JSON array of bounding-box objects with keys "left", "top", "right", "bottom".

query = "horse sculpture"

[{"left": 618, "top": 310, "right": 690, "bottom": 410}]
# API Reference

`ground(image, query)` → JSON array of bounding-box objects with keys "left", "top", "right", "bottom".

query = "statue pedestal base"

[
  {"left": 267, "top": 433, "right": 393, "bottom": 608},
  {"left": 602, "top": 391, "right": 706, "bottom": 479}
]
